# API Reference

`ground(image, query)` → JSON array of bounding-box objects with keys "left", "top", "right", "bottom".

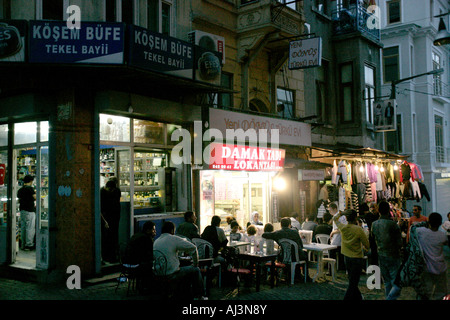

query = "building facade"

[
  {"left": 379, "top": 0, "right": 450, "bottom": 216},
  {"left": 0, "top": 0, "right": 314, "bottom": 281}
]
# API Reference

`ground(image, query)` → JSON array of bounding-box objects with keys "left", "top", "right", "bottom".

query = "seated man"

[
  {"left": 123, "top": 220, "right": 156, "bottom": 290},
  {"left": 153, "top": 221, "right": 207, "bottom": 300},
  {"left": 262, "top": 217, "right": 310, "bottom": 280},
  {"left": 176, "top": 211, "right": 201, "bottom": 240},
  {"left": 201, "top": 215, "right": 228, "bottom": 267}
]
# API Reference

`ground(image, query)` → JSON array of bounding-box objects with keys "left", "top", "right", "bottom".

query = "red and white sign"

[{"left": 208, "top": 143, "right": 285, "bottom": 171}]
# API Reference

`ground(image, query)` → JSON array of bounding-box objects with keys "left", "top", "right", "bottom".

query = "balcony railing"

[
  {"left": 433, "top": 77, "right": 450, "bottom": 99},
  {"left": 331, "top": 3, "right": 380, "bottom": 42}
]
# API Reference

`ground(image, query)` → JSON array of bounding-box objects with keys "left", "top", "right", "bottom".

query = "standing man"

[
  {"left": 332, "top": 209, "right": 370, "bottom": 300},
  {"left": 17, "top": 175, "right": 36, "bottom": 251},
  {"left": 329, "top": 202, "right": 346, "bottom": 271},
  {"left": 407, "top": 205, "right": 428, "bottom": 242},
  {"left": 176, "top": 211, "right": 200, "bottom": 240},
  {"left": 100, "top": 177, "right": 121, "bottom": 263},
  {"left": 371, "top": 201, "right": 403, "bottom": 300},
  {"left": 417, "top": 212, "right": 448, "bottom": 300}
]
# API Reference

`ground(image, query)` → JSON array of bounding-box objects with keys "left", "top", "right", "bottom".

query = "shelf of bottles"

[
  {"left": 100, "top": 148, "right": 116, "bottom": 187},
  {"left": 133, "top": 152, "right": 167, "bottom": 209}
]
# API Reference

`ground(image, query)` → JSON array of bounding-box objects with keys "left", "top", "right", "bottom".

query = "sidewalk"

[{"left": 1, "top": 248, "right": 448, "bottom": 301}]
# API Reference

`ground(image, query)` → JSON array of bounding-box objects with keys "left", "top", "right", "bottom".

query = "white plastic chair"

[
  {"left": 315, "top": 234, "right": 331, "bottom": 258},
  {"left": 192, "top": 238, "right": 222, "bottom": 288},
  {"left": 278, "top": 238, "right": 308, "bottom": 285}
]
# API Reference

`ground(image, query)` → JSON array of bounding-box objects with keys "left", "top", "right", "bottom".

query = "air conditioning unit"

[{"left": 188, "top": 30, "right": 225, "bottom": 64}]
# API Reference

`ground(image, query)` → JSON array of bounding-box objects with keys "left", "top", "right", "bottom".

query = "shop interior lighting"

[{"left": 273, "top": 177, "right": 286, "bottom": 191}]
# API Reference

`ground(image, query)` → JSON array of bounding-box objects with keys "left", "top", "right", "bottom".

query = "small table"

[
  {"left": 237, "top": 250, "right": 278, "bottom": 292},
  {"left": 303, "top": 243, "right": 337, "bottom": 282}
]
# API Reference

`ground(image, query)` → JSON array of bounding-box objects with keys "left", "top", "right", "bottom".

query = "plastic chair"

[
  {"left": 192, "top": 238, "right": 222, "bottom": 290},
  {"left": 278, "top": 238, "right": 308, "bottom": 285},
  {"left": 152, "top": 249, "right": 179, "bottom": 299},
  {"left": 315, "top": 234, "right": 331, "bottom": 258}
]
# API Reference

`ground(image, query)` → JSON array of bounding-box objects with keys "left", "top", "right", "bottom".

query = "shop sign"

[
  {"left": 193, "top": 45, "right": 222, "bottom": 85},
  {"left": 0, "top": 20, "right": 26, "bottom": 62},
  {"left": 298, "top": 169, "right": 325, "bottom": 181},
  {"left": 29, "top": 21, "right": 125, "bottom": 64},
  {"left": 209, "top": 108, "right": 311, "bottom": 147},
  {"left": 373, "top": 99, "right": 397, "bottom": 132},
  {"left": 208, "top": 143, "right": 285, "bottom": 171},
  {"left": 129, "top": 25, "right": 193, "bottom": 79},
  {"left": 288, "top": 37, "right": 322, "bottom": 70}
]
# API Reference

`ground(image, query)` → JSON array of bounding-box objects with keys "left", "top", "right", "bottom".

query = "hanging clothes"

[
  {"left": 338, "top": 160, "right": 348, "bottom": 184},
  {"left": 418, "top": 182, "right": 430, "bottom": 201},
  {"left": 331, "top": 160, "right": 338, "bottom": 185},
  {"left": 400, "top": 161, "right": 411, "bottom": 182}
]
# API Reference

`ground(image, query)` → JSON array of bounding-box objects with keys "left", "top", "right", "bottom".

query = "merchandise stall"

[{"left": 309, "top": 146, "right": 431, "bottom": 218}]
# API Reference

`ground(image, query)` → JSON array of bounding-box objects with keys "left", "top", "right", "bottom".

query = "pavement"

[{"left": 0, "top": 247, "right": 448, "bottom": 318}]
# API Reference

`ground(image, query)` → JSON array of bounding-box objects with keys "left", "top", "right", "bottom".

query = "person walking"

[
  {"left": 416, "top": 212, "right": 448, "bottom": 300},
  {"left": 407, "top": 205, "right": 428, "bottom": 242},
  {"left": 100, "top": 177, "right": 121, "bottom": 263},
  {"left": 329, "top": 202, "right": 346, "bottom": 270},
  {"left": 332, "top": 209, "right": 370, "bottom": 300},
  {"left": 17, "top": 175, "right": 36, "bottom": 251},
  {"left": 371, "top": 201, "right": 403, "bottom": 300}
]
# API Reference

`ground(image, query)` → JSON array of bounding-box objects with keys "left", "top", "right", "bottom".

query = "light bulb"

[
  {"left": 359, "top": 166, "right": 364, "bottom": 172},
  {"left": 380, "top": 166, "right": 385, "bottom": 172},
  {"left": 394, "top": 164, "right": 399, "bottom": 170},
  {"left": 375, "top": 164, "right": 379, "bottom": 171}
]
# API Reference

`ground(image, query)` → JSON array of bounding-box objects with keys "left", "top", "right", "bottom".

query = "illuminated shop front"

[{"left": 198, "top": 143, "right": 286, "bottom": 233}]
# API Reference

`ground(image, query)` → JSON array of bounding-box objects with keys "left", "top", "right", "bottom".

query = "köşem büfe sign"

[
  {"left": 29, "top": 20, "right": 125, "bottom": 64},
  {"left": 129, "top": 24, "right": 193, "bottom": 79}
]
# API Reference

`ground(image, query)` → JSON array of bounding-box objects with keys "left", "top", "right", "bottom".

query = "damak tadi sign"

[
  {"left": 129, "top": 25, "right": 194, "bottom": 79},
  {"left": 29, "top": 21, "right": 125, "bottom": 64},
  {"left": 288, "top": 37, "right": 322, "bottom": 70}
]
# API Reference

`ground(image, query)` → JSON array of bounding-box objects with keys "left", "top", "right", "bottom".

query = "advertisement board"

[
  {"left": 373, "top": 99, "right": 397, "bottom": 132},
  {"left": 0, "top": 20, "right": 27, "bottom": 62},
  {"left": 288, "top": 37, "right": 322, "bottom": 70},
  {"left": 29, "top": 21, "right": 125, "bottom": 64}
]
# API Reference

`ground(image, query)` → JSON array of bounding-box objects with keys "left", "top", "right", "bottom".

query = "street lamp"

[
  {"left": 433, "top": 12, "right": 450, "bottom": 46},
  {"left": 390, "top": 68, "right": 444, "bottom": 99}
]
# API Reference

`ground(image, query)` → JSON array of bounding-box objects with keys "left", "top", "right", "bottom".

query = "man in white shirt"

[
  {"left": 153, "top": 221, "right": 206, "bottom": 300},
  {"left": 328, "top": 202, "right": 347, "bottom": 271}
]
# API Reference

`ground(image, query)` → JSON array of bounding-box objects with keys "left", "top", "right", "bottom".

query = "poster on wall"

[
  {"left": 0, "top": 20, "right": 27, "bottom": 62},
  {"left": 129, "top": 25, "right": 194, "bottom": 79},
  {"left": 373, "top": 99, "right": 397, "bottom": 132},
  {"left": 28, "top": 21, "right": 125, "bottom": 64}
]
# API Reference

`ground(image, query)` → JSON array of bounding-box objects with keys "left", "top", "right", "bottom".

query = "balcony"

[
  {"left": 237, "top": 0, "right": 304, "bottom": 61},
  {"left": 433, "top": 78, "right": 450, "bottom": 104},
  {"left": 331, "top": 3, "right": 380, "bottom": 42}
]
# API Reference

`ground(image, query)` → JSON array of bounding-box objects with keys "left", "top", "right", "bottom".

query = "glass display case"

[
  {"left": 39, "top": 147, "right": 49, "bottom": 228},
  {"left": 100, "top": 147, "right": 116, "bottom": 187},
  {"left": 116, "top": 148, "right": 131, "bottom": 202}
]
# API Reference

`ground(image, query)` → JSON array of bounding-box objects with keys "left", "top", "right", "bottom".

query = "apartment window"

[
  {"left": 432, "top": 52, "right": 442, "bottom": 96},
  {"left": 147, "top": 0, "right": 172, "bottom": 35},
  {"left": 218, "top": 72, "right": 233, "bottom": 108},
  {"left": 276, "top": 1, "right": 296, "bottom": 10},
  {"left": 0, "top": 0, "right": 11, "bottom": 19},
  {"left": 385, "top": 114, "right": 402, "bottom": 153},
  {"left": 410, "top": 45, "right": 414, "bottom": 77},
  {"left": 316, "top": 60, "right": 329, "bottom": 122},
  {"left": 383, "top": 46, "right": 399, "bottom": 83},
  {"left": 105, "top": 0, "right": 118, "bottom": 22},
  {"left": 364, "top": 65, "right": 376, "bottom": 124},
  {"left": 435, "top": 115, "right": 444, "bottom": 162},
  {"left": 340, "top": 62, "right": 353, "bottom": 123},
  {"left": 121, "top": 0, "right": 133, "bottom": 24},
  {"left": 42, "top": 0, "right": 63, "bottom": 20},
  {"left": 315, "top": 0, "right": 328, "bottom": 14},
  {"left": 277, "top": 88, "right": 295, "bottom": 119},
  {"left": 387, "top": 0, "right": 401, "bottom": 24}
]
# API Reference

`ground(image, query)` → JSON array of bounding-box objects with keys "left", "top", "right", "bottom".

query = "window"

[
  {"left": 410, "top": 45, "right": 414, "bottom": 77},
  {"left": 385, "top": 114, "right": 402, "bottom": 153},
  {"left": 41, "top": 0, "right": 63, "bottom": 20},
  {"left": 340, "top": 62, "right": 353, "bottom": 123},
  {"left": 0, "top": 0, "right": 11, "bottom": 19},
  {"left": 315, "top": 0, "right": 328, "bottom": 14},
  {"left": 316, "top": 60, "right": 329, "bottom": 122},
  {"left": 218, "top": 72, "right": 233, "bottom": 108},
  {"left": 277, "top": 88, "right": 295, "bottom": 119},
  {"left": 364, "top": 65, "right": 376, "bottom": 124},
  {"left": 435, "top": 115, "right": 444, "bottom": 162},
  {"left": 383, "top": 46, "right": 399, "bottom": 83},
  {"left": 387, "top": 0, "right": 401, "bottom": 24},
  {"left": 105, "top": 0, "right": 118, "bottom": 22},
  {"left": 147, "top": 0, "right": 172, "bottom": 35},
  {"left": 121, "top": 0, "right": 133, "bottom": 24},
  {"left": 276, "top": 0, "right": 296, "bottom": 10},
  {"left": 432, "top": 52, "right": 442, "bottom": 96}
]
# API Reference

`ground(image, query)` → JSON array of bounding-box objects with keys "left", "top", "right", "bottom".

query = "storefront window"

[
  {"left": 14, "top": 122, "right": 37, "bottom": 145},
  {"left": 100, "top": 114, "right": 130, "bottom": 142},
  {"left": 40, "top": 121, "right": 49, "bottom": 142},
  {"left": 133, "top": 119, "right": 164, "bottom": 145},
  {"left": 0, "top": 125, "right": 7, "bottom": 147}
]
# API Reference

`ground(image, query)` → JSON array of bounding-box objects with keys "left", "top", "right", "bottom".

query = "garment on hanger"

[
  {"left": 331, "top": 160, "right": 338, "bottom": 185},
  {"left": 418, "top": 182, "right": 430, "bottom": 201},
  {"left": 338, "top": 160, "right": 348, "bottom": 184},
  {"left": 400, "top": 161, "right": 411, "bottom": 182}
]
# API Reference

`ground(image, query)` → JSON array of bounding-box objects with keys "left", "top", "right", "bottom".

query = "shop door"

[{"left": 12, "top": 146, "right": 49, "bottom": 268}]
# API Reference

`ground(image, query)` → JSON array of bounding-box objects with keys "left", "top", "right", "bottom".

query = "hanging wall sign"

[
  {"left": 129, "top": 25, "right": 193, "bottom": 79},
  {"left": 373, "top": 99, "right": 397, "bottom": 132},
  {"left": 29, "top": 21, "right": 125, "bottom": 64},
  {"left": 208, "top": 143, "right": 285, "bottom": 171},
  {"left": 288, "top": 36, "right": 322, "bottom": 70}
]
